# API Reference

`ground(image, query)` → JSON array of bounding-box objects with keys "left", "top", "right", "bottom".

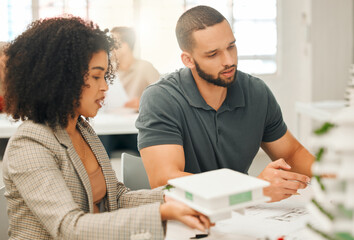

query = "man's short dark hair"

[
  {"left": 175, "top": 5, "right": 226, "bottom": 51},
  {"left": 111, "top": 27, "right": 136, "bottom": 50}
]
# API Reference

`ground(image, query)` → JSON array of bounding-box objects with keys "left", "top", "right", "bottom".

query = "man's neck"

[{"left": 191, "top": 70, "right": 227, "bottom": 111}]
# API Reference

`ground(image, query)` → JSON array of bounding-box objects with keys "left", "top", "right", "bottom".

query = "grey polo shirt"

[{"left": 136, "top": 68, "right": 287, "bottom": 174}]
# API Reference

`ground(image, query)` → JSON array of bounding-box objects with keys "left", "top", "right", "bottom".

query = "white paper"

[
  {"left": 103, "top": 77, "right": 129, "bottom": 112},
  {"left": 166, "top": 187, "right": 314, "bottom": 240}
]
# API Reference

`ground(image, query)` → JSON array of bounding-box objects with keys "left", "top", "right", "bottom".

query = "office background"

[
  {"left": 0, "top": 0, "right": 354, "bottom": 186},
  {"left": 1, "top": 0, "right": 353, "bottom": 131}
]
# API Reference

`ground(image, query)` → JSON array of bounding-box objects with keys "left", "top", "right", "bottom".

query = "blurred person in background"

[
  {"left": 110, "top": 26, "right": 160, "bottom": 111},
  {"left": 99, "top": 27, "right": 160, "bottom": 157}
]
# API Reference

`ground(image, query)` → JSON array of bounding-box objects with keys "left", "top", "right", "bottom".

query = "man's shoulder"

[
  {"left": 237, "top": 71, "right": 266, "bottom": 87},
  {"left": 140, "top": 69, "right": 189, "bottom": 113},
  {"left": 236, "top": 70, "right": 269, "bottom": 95},
  {"left": 145, "top": 69, "right": 184, "bottom": 94}
]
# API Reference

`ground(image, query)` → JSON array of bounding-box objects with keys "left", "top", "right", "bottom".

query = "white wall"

[
  {"left": 261, "top": 0, "right": 353, "bottom": 141},
  {"left": 311, "top": 0, "right": 353, "bottom": 101},
  {"left": 260, "top": 0, "right": 313, "bottom": 133}
]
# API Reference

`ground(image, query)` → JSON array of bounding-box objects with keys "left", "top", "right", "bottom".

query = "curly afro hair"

[{"left": 4, "top": 16, "right": 116, "bottom": 128}]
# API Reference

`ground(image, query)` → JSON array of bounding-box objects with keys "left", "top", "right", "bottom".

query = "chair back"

[
  {"left": 121, "top": 153, "right": 151, "bottom": 190},
  {"left": 0, "top": 186, "right": 9, "bottom": 239}
]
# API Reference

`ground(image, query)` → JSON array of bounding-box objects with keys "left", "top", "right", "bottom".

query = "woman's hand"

[{"left": 160, "top": 201, "right": 213, "bottom": 232}]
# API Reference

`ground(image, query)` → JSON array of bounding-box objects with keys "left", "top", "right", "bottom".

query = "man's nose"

[{"left": 222, "top": 51, "right": 234, "bottom": 67}]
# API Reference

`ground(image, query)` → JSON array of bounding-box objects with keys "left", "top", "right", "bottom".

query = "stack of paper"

[{"left": 164, "top": 168, "right": 270, "bottom": 221}]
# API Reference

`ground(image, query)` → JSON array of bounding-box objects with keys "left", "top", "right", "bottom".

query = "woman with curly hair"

[{"left": 2, "top": 16, "right": 211, "bottom": 239}]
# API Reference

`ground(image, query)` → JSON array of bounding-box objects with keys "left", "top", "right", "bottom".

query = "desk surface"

[
  {"left": 166, "top": 187, "right": 314, "bottom": 240},
  {"left": 0, "top": 111, "right": 138, "bottom": 138}
]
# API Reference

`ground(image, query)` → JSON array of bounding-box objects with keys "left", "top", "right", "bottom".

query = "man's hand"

[{"left": 258, "top": 158, "right": 311, "bottom": 202}]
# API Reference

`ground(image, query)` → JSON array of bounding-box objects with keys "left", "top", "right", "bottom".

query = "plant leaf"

[{"left": 314, "top": 122, "right": 335, "bottom": 135}]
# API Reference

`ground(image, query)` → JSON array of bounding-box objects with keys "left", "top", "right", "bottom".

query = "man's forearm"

[
  {"left": 150, "top": 171, "right": 192, "bottom": 188},
  {"left": 287, "top": 146, "right": 314, "bottom": 177}
]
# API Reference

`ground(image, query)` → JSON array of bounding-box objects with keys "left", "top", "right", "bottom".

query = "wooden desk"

[{"left": 166, "top": 187, "right": 314, "bottom": 240}]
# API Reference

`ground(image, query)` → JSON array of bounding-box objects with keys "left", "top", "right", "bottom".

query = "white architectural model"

[
  {"left": 164, "top": 168, "right": 270, "bottom": 222},
  {"left": 307, "top": 64, "right": 354, "bottom": 240}
]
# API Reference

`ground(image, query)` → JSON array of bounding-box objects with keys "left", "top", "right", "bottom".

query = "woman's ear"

[{"left": 181, "top": 52, "right": 195, "bottom": 69}]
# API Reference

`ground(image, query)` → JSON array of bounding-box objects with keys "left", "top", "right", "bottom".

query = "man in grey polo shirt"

[{"left": 136, "top": 5, "right": 314, "bottom": 202}]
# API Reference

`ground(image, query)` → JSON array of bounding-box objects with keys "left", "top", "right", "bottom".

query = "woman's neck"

[{"left": 66, "top": 116, "right": 79, "bottom": 136}]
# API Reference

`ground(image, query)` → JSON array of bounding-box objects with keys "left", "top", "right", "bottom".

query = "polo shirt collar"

[{"left": 179, "top": 68, "right": 245, "bottom": 111}]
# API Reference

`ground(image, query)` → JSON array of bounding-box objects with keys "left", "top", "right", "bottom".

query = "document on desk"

[
  {"left": 166, "top": 187, "right": 313, "bottom": 240},
  {"left": 213, "top": 201, "right": 309, "bottom": 240}
]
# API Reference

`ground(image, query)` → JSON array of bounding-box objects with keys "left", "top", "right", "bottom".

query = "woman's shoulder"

[
  {"left": 5, "top": 121, "right": 63, "bottom": 170},
  {"left": 15, "top": 120, "right": 55, "bottom": 140},
  {"left": 11, "top": 120, "right": 65, "bottom": 150}
]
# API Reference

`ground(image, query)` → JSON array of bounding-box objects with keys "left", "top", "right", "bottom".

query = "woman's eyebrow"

[{"left": 91, "top": 66, "right": 105, "bottom": 71}]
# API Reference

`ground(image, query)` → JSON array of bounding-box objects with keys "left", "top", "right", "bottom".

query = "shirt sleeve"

[
  {"left": 262, "top": 84, "right": 287, "bottom": 142},
  {"left": 136, "top": 84, "right": 184, "bottom": 150}
]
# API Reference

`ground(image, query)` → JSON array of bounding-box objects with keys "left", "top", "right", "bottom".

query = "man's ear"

[{"left": 181, "top": 51, "right": 195, "bottom": 69}]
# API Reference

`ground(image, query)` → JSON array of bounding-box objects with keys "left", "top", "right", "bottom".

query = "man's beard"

[{"left": 195, "top": 60, "right": 237, "bottom": 87}]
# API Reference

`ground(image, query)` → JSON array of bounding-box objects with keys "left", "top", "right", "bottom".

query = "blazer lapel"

[
  {"left": 52, "top": 124, "right": 94, "bottom": 213},
  {"left": 77, "top": 118, "right": 119, "bottom": 212}
]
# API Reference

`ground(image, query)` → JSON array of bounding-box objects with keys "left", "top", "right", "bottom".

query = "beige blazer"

[{"left": 2, "top": 118, "right": 165, "bottom": 240}]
